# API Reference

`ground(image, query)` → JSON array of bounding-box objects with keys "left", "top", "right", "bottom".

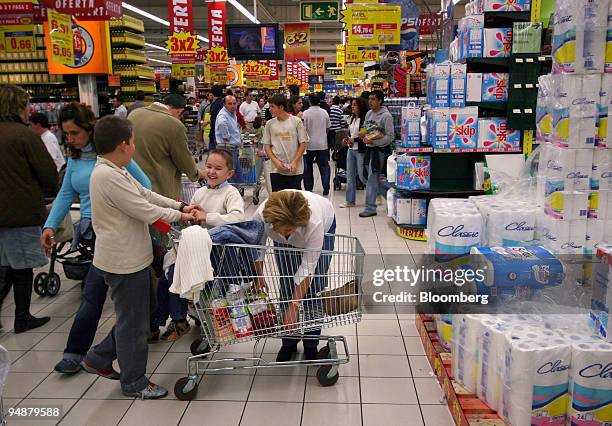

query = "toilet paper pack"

[
  {"left": 596, "top": 74, "right": 610, "bottom": 147},
  {"left": 588, "top": 189, "right": 610, "bottom": 219},
  {"left": 585, "top": 219, "right": 605, "bottom": 255},
  {"left": 606, "top": 0, "right": 612, "bottom": 73},
  {"left": 478, "top": 118, "right": 521, "bottom": 149},
  {"left": 544, "top": 190, "right": 589, "bottom": 220},
  {"left": 483, "top": 28, "right": 512, "bottom": 58},
  {"left": 426, "top": 199, "right": 483, "bottom": 255},
  {"left": 482, "top": 73, "right": 509, "bottom": 102},
  {"left": 449, "top": 107, "right": 478, "bottom": 149},
  {"left": 536, "top": 75, "right": 554, "bottom": 143},
  {"left": 591, "top": 148, "right": 611, "bottom": 190},
  {"left": 395, "top": 155, "right": 431, "bottom": 190}
]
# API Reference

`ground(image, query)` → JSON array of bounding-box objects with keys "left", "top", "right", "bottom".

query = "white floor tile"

[
  {"left": 16, "top": 398, "right": 77, "bottom": 426},
  {"left": 414, "top": 378, "right": 446, "bottom": 405},
  {"left": 119, "top": 399, "right": 188, "bottom": 425},
  {"left": 4, "top": 372, "right": 49, "bottom": 398},
  {"left": 358, "top": 355, "right": 411, "bottom": 378},
  {"left": 241, "top": 402, "right": 302, "bottom": 426},
  {"left": 248, "top": 374, "right": 306, "bottom": 402},
  {"left": 196, "top": 374, "right": 254, "bottom": 401},
  {"left": 30, "top": 372, "right": 97, "bottom": 399},
  {"left": 360, "top": 377, "right": 418, "bottom": 404},
  {"left": 11, "top": 350, "right": 63, "bottom": 373},
  {"left": 59, "top": 399, "right": 132, "bottom": 426},
  {"left": 362, "top": 404, "right": 424, "bottom": 426},
  {"left": 409, "top": 356, "right": 435, "bottom": 378},
  {"left": 304, "top": 376, "right": 360, "bottom": 404},
  {"left": 421, "top": 404, "right": 455, "bottom": 426},
  {"left": 404, "top": 337, "right": 426, "bottom": 355},
  {"left": 358, "top": 336, "right": 406, "bottom": 356},
  {"left": 357, "top": 319, "right": 401, "bottom": 336},
  {"left": 302, "top": 402, "right": 361, "bottom": 426},
  {"left": 180, "top": 401, "right": 244, "bottom": 426}
]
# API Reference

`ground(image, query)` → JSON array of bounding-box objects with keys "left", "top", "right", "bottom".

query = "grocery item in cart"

[
  {"left": 226, "top": 284, "right": 254, "bottom": 338},
  {"left": 209, "top": 298, "right": 235, "bottom": 344},
  {"left": 248, "top": 291, "right": 278, "bottom": 336}
]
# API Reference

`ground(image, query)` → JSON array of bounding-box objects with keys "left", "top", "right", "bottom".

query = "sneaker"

[
  {"left": 376, "top": 195, "right": 385, "bottom": 205},
  {"left": 54, "top": 358, "right": 82, "bottom": 374},
  {"left": 359, "top": 210, "right": 377, "bottom": 218},
  {"left": 148, "top": 329, "right": 160, "bottom": 344},
  {"left": 81, "top": 360, "right": 120, "bottom": 380},
  {"left": 123, "top": 382, "right": 168, "bottom": 400},
  {"left": 338, "top": 202, "right": 355, "bottom": 208},
  {"left": 160, "top": 320, "right": 190, "bottom": 342},
  {"left": 276, "top": 346, "right": 298, "bottom": 362}
]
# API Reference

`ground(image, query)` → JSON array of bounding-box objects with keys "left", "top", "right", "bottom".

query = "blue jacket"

[
  {"left": 44, "top": 157, "right": 151, "bottom": 230},
  {"left": 214, "top": 107, "right": 241, "bottom": 146}
]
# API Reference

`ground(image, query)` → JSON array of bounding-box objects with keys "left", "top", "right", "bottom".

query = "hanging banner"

[
  {"left": 336, "top": 44, "right": 344, "bottom": 68},
  {"left": 227, "top": 64, "right": 242, "bottom": 86},
  {"left": 340, "top": 4, "right": 401, "bottom": 46},
  {"left": 206, "top": 0, "right": 227, "bottom": 64},
  {"left": 167, "top": 0, "right": 199, "bottom": 58},
  {"left": 0, "top": 0, "right": 33, "bottom": 15},
  {"left": 385, "top": 0, "right": 419, "bottom": 51},
  {"left": 172, "top": 62, "right": 195, "bottom": 78},
  {"left": 39, "top": 0, "right": 121, "bottom": 21},
  {"left": 310, "top": 56, "right": 324, "bottom": 76},
  {"left": 345, "top": 64, "right": 364, "bottom": 81},
  {"left": 285, "top": 60, "right": 299, "bottom": 85},
  {"left": 47, "top": 9, "right": 73, "bottom": 66},
  {"left": 284, "top": 22, "right": 309, "bottom": 61}
]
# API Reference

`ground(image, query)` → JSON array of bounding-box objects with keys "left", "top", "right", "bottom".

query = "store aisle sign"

[
  {"left": 341, "top": 4, "right": 400, "bottom": 46},
  {"left": 300, "top": 0, "right": 339, "bottom": 22},
  {"left": 284, "top": 22, "right": 309, "bottom": 62},
  {"left": 47, "top": 9, "right": 73, "bottom": 66},
  {"left": 39, "top": 0, "right": 121, "bottom": 21},
  {"left": 207, "top": 0, "right": 226, "bottom": 48},
  {"left": 0, "top": 24, "right": 34, "bottom": 53}
]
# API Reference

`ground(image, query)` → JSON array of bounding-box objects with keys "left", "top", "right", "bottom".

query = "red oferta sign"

[
  {"left": 207, "top": 0, "right": 226, "bottom": 48},
  {"left": 166, "top": 0, "right": 199, "bottom": 58},
  {"left": 37, "top": 0, "right": 122, "bottom": 21}
]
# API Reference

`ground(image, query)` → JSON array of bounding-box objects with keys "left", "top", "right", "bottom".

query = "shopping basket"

[
  {"left": 161, "top": 224, "right": 364, "bottom": 401},
  {"left": 217, "top": 136, "right": 260, "bottom": 200}
]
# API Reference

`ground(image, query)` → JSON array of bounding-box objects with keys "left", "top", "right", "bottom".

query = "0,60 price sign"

[{"left": 3, "top": 30, "right": 35, "bottom": 53}]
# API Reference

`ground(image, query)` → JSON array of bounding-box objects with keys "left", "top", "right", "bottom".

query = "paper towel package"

[
  {"left": 411, "top": 198, "right": 427, "bottom": 225},
  {"left": 401, "top": 105, "right": 422, "bottom": 148},
  {"left": 483, "top": 0, "right": 530, "bottom": 11},
  {"left": 395, "top": 155, "right": 431, "bottom": 190},
  {"left": 482, "top": 73, "right": 509, "bottom": 102},
  {"left": 483, "top": 28, "right": 512, "bottom": 58},
  {"left": 568, "top": 340, "right": 612, "bottom": 423},
  {"left": 477, "top": 118, "right": 521, "bottom": 149},
  {"left": 450, "top": 63, "right": 467, "bottom": 107},
  {"left": 591, "top": 148, "right": 611, "bottom": 190},
  {"left": 393, "top": 197, "right": 412, "bottom": 225},
  {"left": 449, "top": 107, "right": 478, "bottom": 149},
  {"left": 467, "top": 73, "right": 483, "bottom": 102}
]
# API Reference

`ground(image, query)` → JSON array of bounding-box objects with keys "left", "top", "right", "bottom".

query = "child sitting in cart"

[{"left": 153, "top": 149, "right": 245, "bottom": 341}]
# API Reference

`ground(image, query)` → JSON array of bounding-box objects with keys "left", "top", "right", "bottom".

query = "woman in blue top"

[{"left": 39, "top": 102, "right": 151, "bottom": 376}]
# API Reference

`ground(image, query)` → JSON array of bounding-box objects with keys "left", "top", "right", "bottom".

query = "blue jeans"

[
  {"left": 346, "top": 149, "right": 366, "bottom": 205},
  {"left": 303, "top": 149, "right": 331, "bottom": 192},
  {"left": 64, "top": 264, "right": 108, "bottom": 361},
  {"left": 364, "top": 163, "right": 388, "bottom": 213},
  {"left": 276, "top": 218, "right": 336, "bottom": 350},
  {"left": 153, "top": 264, "right": 187, "bottom": 327}
]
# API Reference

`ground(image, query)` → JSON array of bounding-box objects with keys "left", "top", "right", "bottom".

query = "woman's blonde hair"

[
  {"left": 0, "top": 85, "right": 29, "bottom": 122},
  {"left": 263, "top": 191, "right": 311, "bottom": 227}
]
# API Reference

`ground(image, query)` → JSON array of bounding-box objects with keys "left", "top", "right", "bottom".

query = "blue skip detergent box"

[
  {"left": 450, "top": 63, "right": 467, "bottom": 107},
  {"left": 483, "top": 28, "right": 513, "bottom": 58},
  {"left": 395, "top": 155, "right": 431, "bottom": 190},
  {"left": 482, "top": 73, "right": 509, "bottom": 102},
  {"left": 449, "top": 107, "right": 478, "bottom": 149},
  {"left": 468, "top": 246, "right": 564, "bottom": 301},
  {"left": 401, "top": 104, "right": 422, "bottom": 147}
]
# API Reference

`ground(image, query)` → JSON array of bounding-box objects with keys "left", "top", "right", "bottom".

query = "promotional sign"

[
  {"left": 45, "top": 19, "right": 111, "bottom": 74},
  {"left": 227, "top": 64, "right": 242, "bottom": 86},
  {"left": 167, "top": 0, "right": 199, "bottom": 58},
  {"left": 0, "top": 23, "right": 34, "bottom": 53},
  {"left": 0, "top": 0, "right": 33, "bottom": 15},
  {"left": 244, "top": 60, "right": 261, "bottom": 76},
  {"left": 341, "top": 4, "right": 401, "bottom": 46},
  {"left": 300, "top": 0, "right": 339, "bottom": 22},
  {"left": 206, "top": 45, "right": 228, "bottom": 64},
  {"left": 310, "top": 56, "right": 324, "bottom": 75},
  {"left": 284, "top": 22, "right": 309, "bottom": 61},
  {"left": 39, "top": 0, "right": 121, "bottom": 21},
  {"left": 285, "top": 60, "right": 299, "bottom": 85},
  {"left": 207, "top": 0, "right": 226, "bottom": 48},
  {"left": 385, "top": 0, "right": 419, "bottom": 51},
  {"left": 419, "top": 13, "right": 441, "bottom": 35},
  {"left": 336, "top": 43, "right": 344, "bottom": 68},
  {"left": 345, "top": 63, "right": 364, "bottom": 81},
  {"left": 172, "top": 62, "right": 195, "bottom": 78},
  {"left": 47, "top": 9, "right": 73, "bottom": 66}
]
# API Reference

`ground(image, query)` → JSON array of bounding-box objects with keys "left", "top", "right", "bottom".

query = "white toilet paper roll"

[
  {"left": 568, "top": 341, "right": 612, "bottom": 424},
  {"left": 433, "top": 210, "right": 483, "bottom": 256},
  {"left": 591, "top": 149, "right": 611, "bottom": 190},
  {"left": 588, "top": 190, "right": 610, "bottom": 220},
  {"left": 478, "top": 322, "right": 510, "bottom": 411},
  {"left": 452, "top": 314, "right": 485, "bottom": 393},
  {"left": 569, "top": 149, "right": 594, "bottom": 191},
  {"left": 586, "top": 219, "right": 605, "bottom": 254}
]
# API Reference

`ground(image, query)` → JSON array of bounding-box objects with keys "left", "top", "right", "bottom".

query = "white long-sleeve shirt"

[
  {"left": 190, "top": 184, "right": 244, "bottom": 228},
  {"left": 41, "top": 130, "right": 65, "bottom": 171},
  {"left": 253, "top": 189, "right": 335, "bottom": 285}
]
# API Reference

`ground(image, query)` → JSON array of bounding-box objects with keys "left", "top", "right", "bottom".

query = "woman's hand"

[
  {"left": 40, "top": 228, "right": 55, "bottom": 257},
  {"left": 283, "top": 302, "right": 299, "bottom": 329},
  {"left": 181, "top": 212, "right": 197, "bottom": 223},
  {"left": 182, "top": 204, "right": 203, "bottom": 214},
  {"left": 193, "top": 210, "right": 207, "bottom": 223}
]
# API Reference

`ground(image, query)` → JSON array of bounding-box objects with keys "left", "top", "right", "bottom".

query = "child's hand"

[
  {"left": 182, "top": 204, "right": 203, "bottom": 214},
  {"left": 181, "top": 212, "right": 197, "bottom": 223},
  {"left": 193, "top": 210, "right": 207, "bottom": 223}
]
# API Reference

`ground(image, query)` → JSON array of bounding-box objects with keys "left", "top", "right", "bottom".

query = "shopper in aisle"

[
  {"left": 359, "top": 90, "right": 394, "bottom": 218},
  {"left": 288, "top": 96, "right": 304, "bottom": 118},
  {"left": 82, "top": 115, "right": 199, "bottom": 399},
  {"left": 127, "top": 91, "right": 147, "bottom": 116},
  {"left": 42, "top": 102, "right": 152, "bottom": 374},
  {"left": 215, "top": 95, "right": 241, "bottom": 147},
  {"left": 258, "top": 97, "right": 267, "bottom": 123},
  {"left": 317, "top": 92, "right": 331, "bottom": 115},
  {"left": 239, "top": 89, "right": 260, "bottom": 126},
  {"left": 253, "top": 190, "right": 336, "bottom": 362},
  {"left": 112, "top": 96, "right": 128, "bottom": 119},
  {"left": 339, "top": 97, "right": 369, "bottom": 208},
  {"left": 208, "top": 85, "right": 225, "bottom": 151},
  {"left": 0, "top": 85, "right": 58, "bottom": 333},
  {"left": 328, "top": 95, "right": 348, "bottom": 151},
  {"left": 29, "top": 112, "right": 65, "bottom": 171},
  {"left": 129, "top": 93, "right": 201, "bottom": 201},
  {"left": 302, "top": 93, "right": 332, "bottom": 196},
  {"left": 199, "top": 92, "right": 214, "bottom": 151},
  {"left": 263, "top": 94, "right": 309, "bottom": 191}
]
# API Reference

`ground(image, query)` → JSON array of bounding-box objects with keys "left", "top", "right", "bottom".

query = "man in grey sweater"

[{"left": 359, "top": 90, "right": 394, "bottom": 217}]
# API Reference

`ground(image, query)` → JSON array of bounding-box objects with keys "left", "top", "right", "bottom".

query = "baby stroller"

[
  {"left": 34, "top": 213, "right": 93, "bottom": 297},
  {"left": 332, "top": 129, "right": 349, "bottom": 191}
]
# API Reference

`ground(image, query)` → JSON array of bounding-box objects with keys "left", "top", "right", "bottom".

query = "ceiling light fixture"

[
  {"left": 227, "top": 0, "right": 260, "bottom": 24},
  {"left": 121, "top": 2, "right": 209, "bottom": 43},
  {"left": 144, "top": 42, "right": 168, "bottom": 51},
  {"left": 148, "top": 58, "right": 172, "bottom": 65}
]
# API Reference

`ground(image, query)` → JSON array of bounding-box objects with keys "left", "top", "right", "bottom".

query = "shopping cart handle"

[{"left": 152, "top": 220, "right": 172, "bottom": 234}]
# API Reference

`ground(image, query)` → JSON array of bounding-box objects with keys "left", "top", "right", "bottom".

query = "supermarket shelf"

[
  {"left": 393, "top": 186, "right": 485, "bottom": 197},
  {"left": 396, "top": 146, "right": 522, "bottom": 154},
  {"left": 465, "top": 101, "right": 508, "bottom": 111},
  {"left": 461, "top": 57, "right": 510, "bottom": 72},
  {"left": 394, "top": 223, "right": 427, "bottom": 241},
  {"left": 416, "top": 314, "right": 505, "bottom": 426},
  {"left": 483, "top": 10, "right": 531, "bottom": 28}
]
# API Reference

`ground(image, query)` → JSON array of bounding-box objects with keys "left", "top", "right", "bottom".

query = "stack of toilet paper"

[
  {"left": 536, "top": 74, "right": 554, "bottom": 144},
  {"left": 591, "top": 243, "right": 612, "bottom": 342},
  {"left": 469, "top": 196, "right": 538, "bottom": 246},
  {"left": 426, "top": 199, "right": 483, "bottom": 256}
]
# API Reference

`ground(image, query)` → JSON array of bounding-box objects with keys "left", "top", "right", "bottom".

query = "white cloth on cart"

[{"left": 170, "top": 225, "right": 214, "bottom": 301}]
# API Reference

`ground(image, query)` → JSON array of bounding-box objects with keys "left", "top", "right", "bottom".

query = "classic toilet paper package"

[
  {"left": 426, "top": 199, "right": 483, "bottom": 256},
  {"left": 536, "top": 74, "right": 553, "bottom": 143}
]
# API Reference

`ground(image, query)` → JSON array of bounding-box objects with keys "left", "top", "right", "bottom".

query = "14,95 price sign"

[{"left": 47, "top": 9, "right": 73, "bottom": 66}]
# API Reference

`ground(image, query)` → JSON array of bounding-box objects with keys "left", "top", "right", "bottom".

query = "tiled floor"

[{"left": 0, "top": 173, "right": 453, "bottom": 425}]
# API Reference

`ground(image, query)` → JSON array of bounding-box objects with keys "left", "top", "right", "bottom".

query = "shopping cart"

[
  {"left": 161, "top": 224, "right": 364, "bottom": 401},
  {"left": 180, "top": 174, "right": 203, "bottom": 202},
  {"left": 217, "top": 132, "right": 261, "bottom": 202}
]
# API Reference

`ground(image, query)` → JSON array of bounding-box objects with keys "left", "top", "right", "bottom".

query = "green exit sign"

[{"left": 300, "top": 1, "right": 340, "bottom": 22}]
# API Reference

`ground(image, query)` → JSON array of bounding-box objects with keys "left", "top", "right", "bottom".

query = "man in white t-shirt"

[
  {"left": 302, "top": 93, "right": 331, "bottom": 195},
  {"left": 238, "top": 90, "right": 260, "bottom": 126},
  {"left": 29, "top": 112, "right": 65, "bottom": 171}
]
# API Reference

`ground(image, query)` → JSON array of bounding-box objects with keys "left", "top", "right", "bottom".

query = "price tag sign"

[
  {"left": 47, "top": 9, "right": 73, "bottom": 66},
  {"left": 3, "top": 25, "right": 34, "bottom": 53},
  {"left": 206, "top": 45, "right": 228, "bottom": 65},
  {"left": 244, "top": 61, "right": 260, "bottom": 76},
  {"left": 360, "top": 47, "right": 379, "bottom": 62},
  {"left": 165, "top": 30, "right": 200, "bottom": 57}
]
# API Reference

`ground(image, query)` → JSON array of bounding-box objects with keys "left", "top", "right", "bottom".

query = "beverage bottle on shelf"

[{"left": 226, "top": 284, "right": 254, "bottom": 338}]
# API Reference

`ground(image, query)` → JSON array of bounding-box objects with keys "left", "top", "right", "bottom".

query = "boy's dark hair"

[
  {"left": 29, "top": 112, "right": 49, "bottom": 128},
  {"left": 288, "top": 84, "right": 300, "bottom": 96},
  {"left": 332, "top": 96, "right": 341, "bottom": 106},
  {"left": 318, "top": 91, "right": 326, "bottom": 101},
  {"left": 94, "top": 115, "right": 133, "bottom": 155},
  {"left": 253, "top": 116, "right": 263, "bottom": 129},
  {"left": 370, "top": 90, "right": 385, "bottom": 103},
  {"left": 360, "top": 91, "right": 370, "bottom": 100},
  {"left": 269, "top": 94, "right": 288, "bottom": 110},
  {"left": 135, "top": 90, "right": 145, "bottom": 101},
  {"left": 308, "top": 93, "right": 320, "bottom": 105},
  {"left": 163, "top": 94, "right": 186, "bottom": 109},
  {"left": 208, "top": 149, "right": 234, "bottom": 171},
  {"left": 211, "top": 85, "right": 224, "bottom": 97}
]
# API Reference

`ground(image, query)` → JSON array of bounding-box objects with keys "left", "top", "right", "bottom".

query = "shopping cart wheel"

[
  {"left": 190, "top": 337, "right": 211, "bottom": 356},
  {"left": 34, "top": 272, "right": 48, "bottom": 296},
  {"left": 316, "top": 364, "right": 339, "bottom": 386},
  {"left": 174, "top": 377, "right": 198, "bottom": 401},
  {"left": 45, "top": 272, "right": 61, "bottom": 297}
]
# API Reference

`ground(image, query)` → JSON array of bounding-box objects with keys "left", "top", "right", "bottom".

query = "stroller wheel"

[
  {"left": 333, "top": 179, "right": 342, "bottom": 191},
  {"left": 34, "top": 272, "right": 48, "bottom": 296},
  {"left": 45, "top": 273, "right": 61, "bottom": 297}
]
